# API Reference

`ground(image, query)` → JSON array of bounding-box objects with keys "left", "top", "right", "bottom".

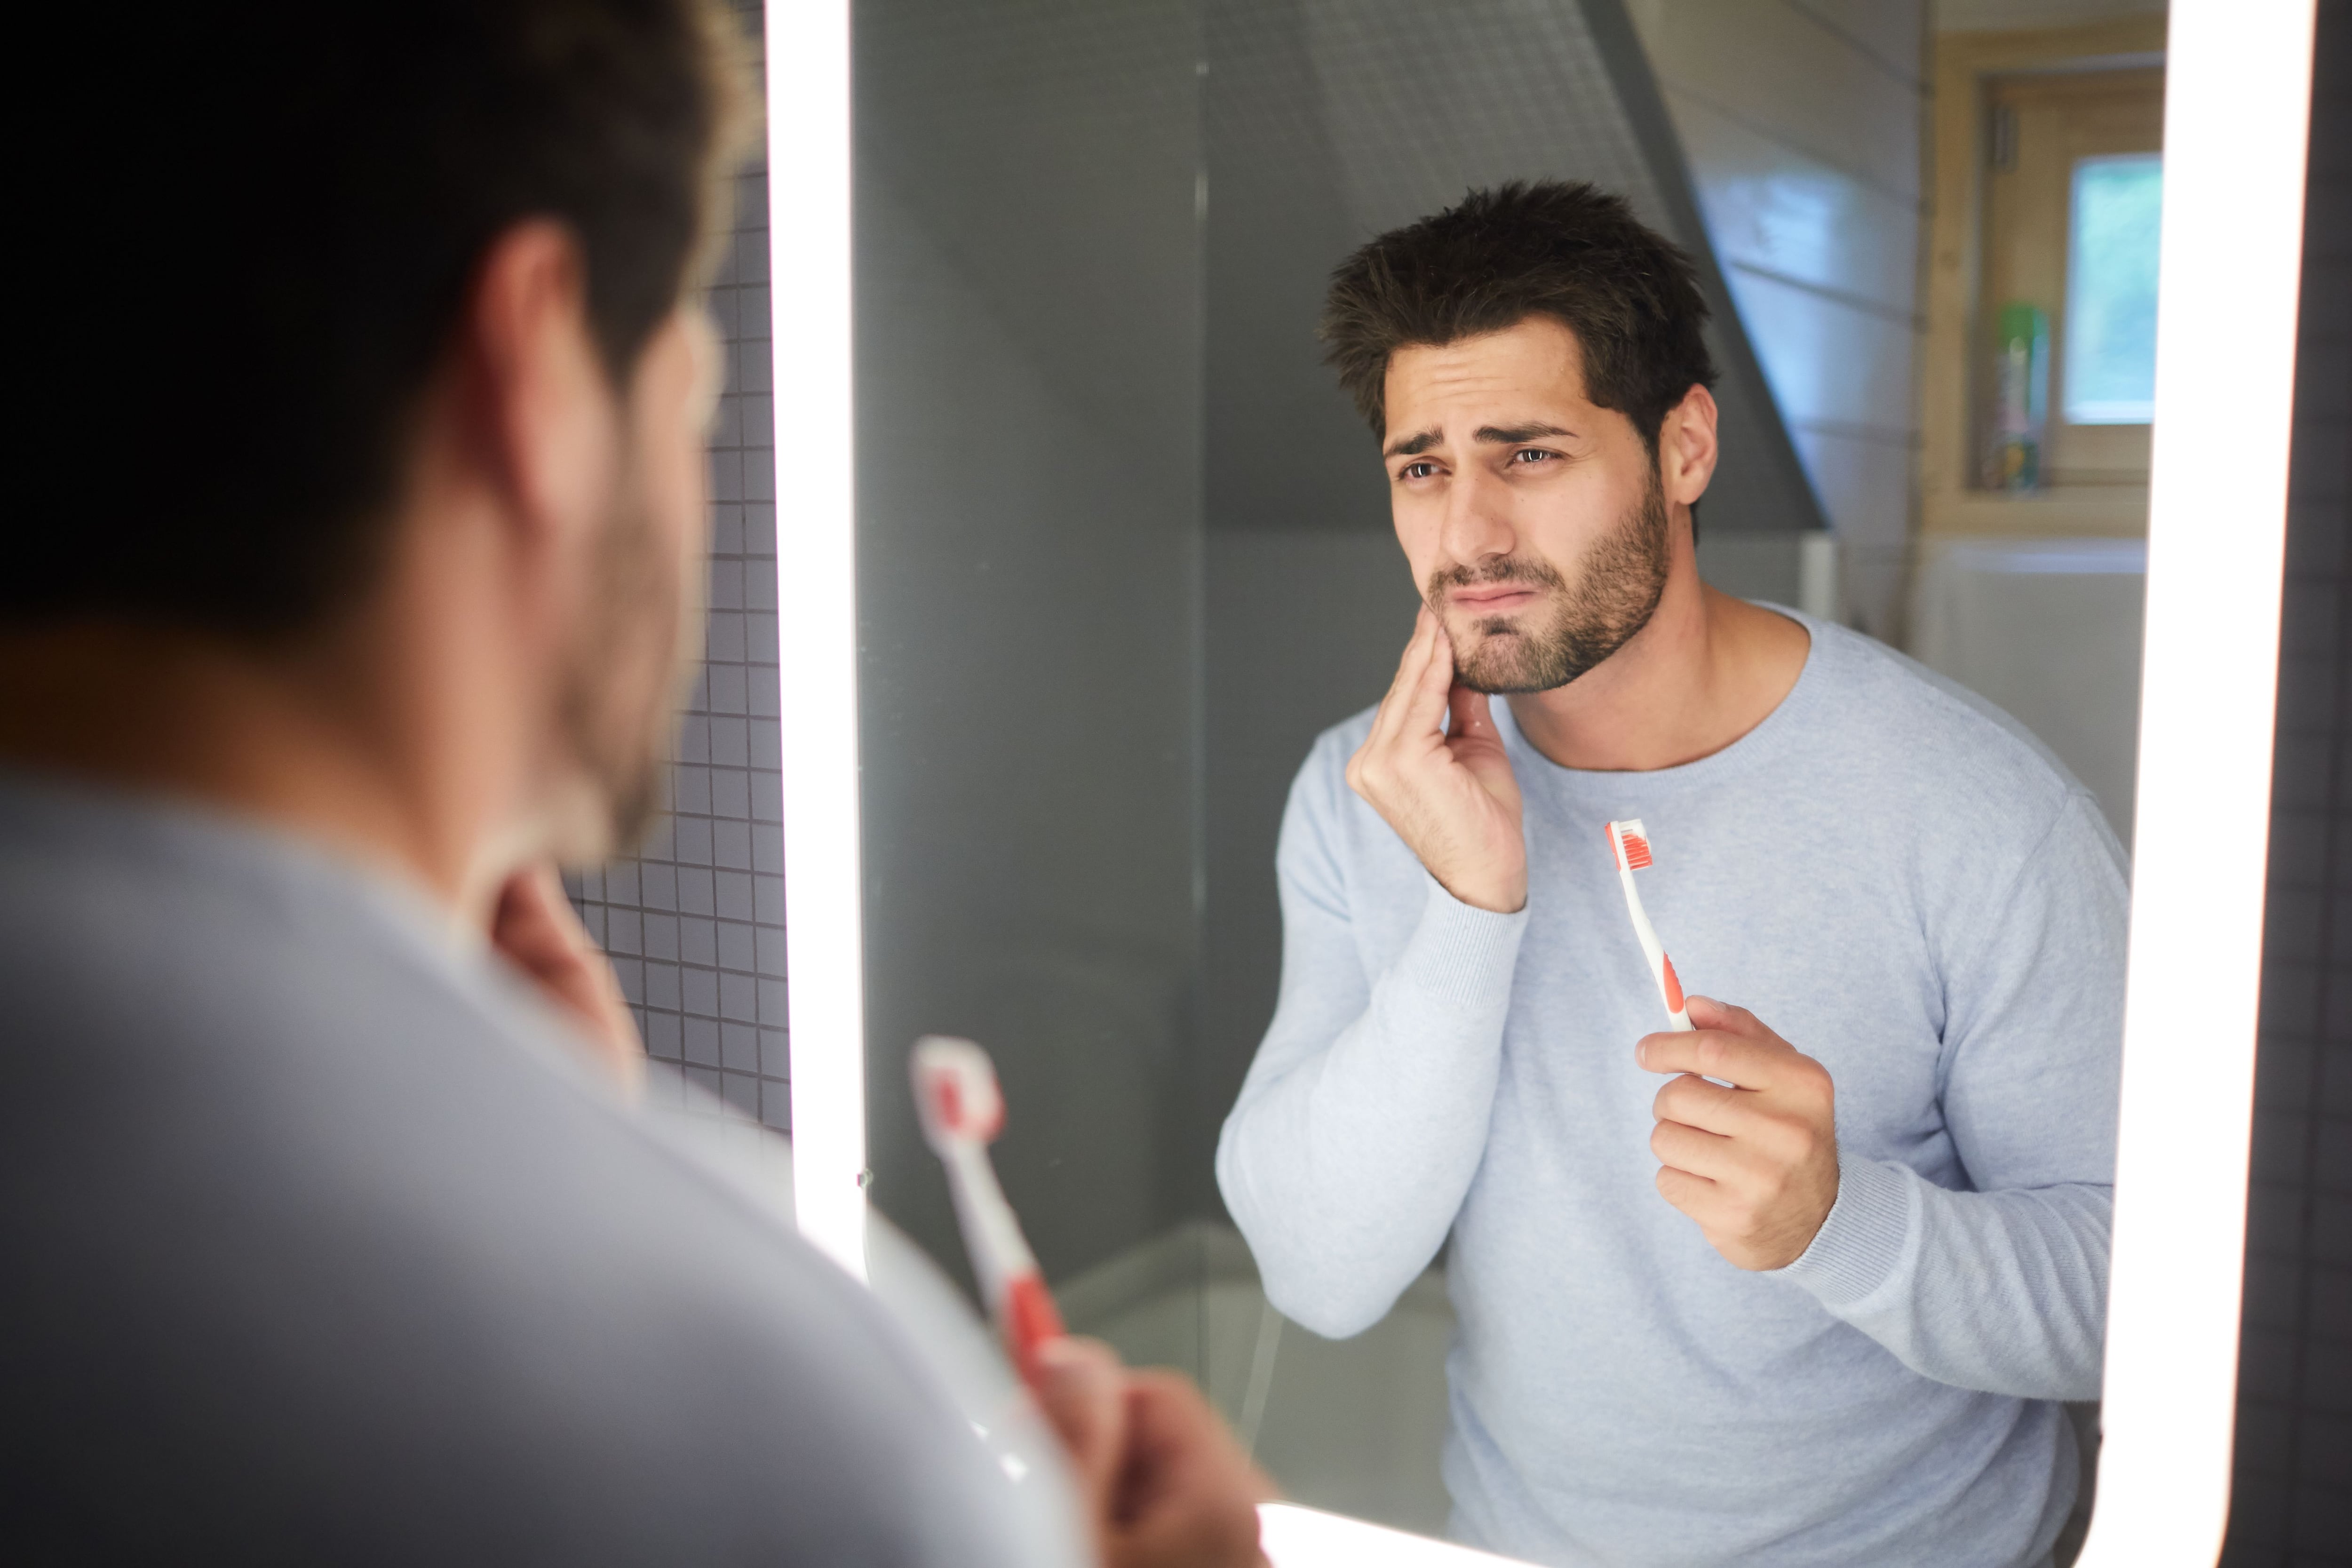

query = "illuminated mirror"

[{"left": 764, "top": 0, "right": 2319, "bottom": 1561}]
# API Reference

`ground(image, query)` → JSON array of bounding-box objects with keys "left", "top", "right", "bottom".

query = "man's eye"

[
  {"left": 1400, "top": 461, "right": 1438, "bottom": 480},
  {"left": 1511, "top": 448, "right": 1557, "bottom": 465}
]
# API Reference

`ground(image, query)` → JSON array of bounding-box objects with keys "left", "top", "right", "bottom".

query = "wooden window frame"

[{"left": 1922, "top": 16, "right": 2169, "bottom": 540}]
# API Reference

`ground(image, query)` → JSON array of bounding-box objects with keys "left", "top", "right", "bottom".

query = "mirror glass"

[{"left": 847, "top": 0, "right": 2166, "bottom": 1558}]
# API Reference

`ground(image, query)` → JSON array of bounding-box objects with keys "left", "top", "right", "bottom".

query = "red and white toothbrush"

[
  {"left": 1605, "top": 819, "right": 1693, "bottom": 1032},
  {"left": 910, "top": 1035, "right": 1067, "bottom": 1390}
]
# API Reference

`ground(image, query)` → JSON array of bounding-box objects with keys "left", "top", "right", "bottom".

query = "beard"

[
  {"left": 1427, "top": 473, "right": 1673, "bottom": 695},
  {"left": 553, "top": 451, "right": 702, "bottom": 860}
]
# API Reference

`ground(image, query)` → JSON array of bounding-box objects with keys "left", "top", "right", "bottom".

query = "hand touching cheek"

[
  {"left": 1343, "top": 607, "right": 1526, "bottom": 914},
  {"left": 1636, "top": 995, "right": 1839, "bottom": 1271},
  {"left": 489, "top": 862, "right": 646, "bottom": 1097}
]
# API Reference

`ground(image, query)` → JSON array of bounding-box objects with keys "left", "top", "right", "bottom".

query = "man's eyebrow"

[
  {"left": 1382, "top": 422, "right": 1576, "bottom": 459},
  {"left": 1475, "top": 422, "right": 1574, "bottom": 445}
]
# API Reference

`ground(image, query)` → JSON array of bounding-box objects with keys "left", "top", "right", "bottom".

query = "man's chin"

[{"left": 1450, "top": 627, "right": 1560, "bottom": 696}]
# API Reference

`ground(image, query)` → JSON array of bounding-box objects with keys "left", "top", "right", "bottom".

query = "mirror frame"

[
  {"left": 766, "top": 0, "right": 2320, "bottom": 1557},
  {"left": 2078, "top": 1, "right": 2315, "bottom": 1561},
  {"left": 768, "top": 0, "right": 867, "bottom": 1283}
]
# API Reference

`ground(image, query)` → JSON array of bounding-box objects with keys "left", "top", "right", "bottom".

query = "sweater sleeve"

[
  {"left": 1215, "top": 737, "right": 1526, "bottom": 1339},
  {"left": 1774, "top": 791, "right": 2127, "bottom": 1400}
]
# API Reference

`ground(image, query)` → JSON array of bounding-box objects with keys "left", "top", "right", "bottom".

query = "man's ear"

[
  {"left": 1658, "top": 383, "right": 1720, "bottom": 510},
  {"left": 458, "top": 220, "right": 617, "bottom": 557}
]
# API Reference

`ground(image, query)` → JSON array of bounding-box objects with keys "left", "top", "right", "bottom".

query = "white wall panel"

[
  {"left": 1632, "top": 0, "right": 1930, "bottom": 633},
  {"left": 1727, "top": 266, "right": 1919, "bottom": 434},
  {"left": 1788, "top": 0, "right": 1926, "bottom": 80},
  {"left": 1664, "top": 87, "right": 1922, "bottom": 313},
  {"left": 1626, "top": 0, "right": 1924, "bottom": 201}
]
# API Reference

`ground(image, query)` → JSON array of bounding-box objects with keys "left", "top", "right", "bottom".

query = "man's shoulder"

[
  {"left": 1802, "top": 620, "right": 2094, "bottom": 818},
  {"left": 0, "top": 783, "right": 1041, "bottom": 1564},
  {"left": 1308, "top": 702, "right": 1383, "bottom": 772},
  {"left": 1284, "top": 702, "right": 1384, "bottom": 829}
]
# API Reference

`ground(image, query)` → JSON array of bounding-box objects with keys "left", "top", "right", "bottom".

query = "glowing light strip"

[
  {"left": 2080, "top": 3, "right": 2314, "bottom": 1562},
  {"left": 1258, "top": 1504, "right": 1538, "bottom": 1567},
  {"left": 765, "top": 0, "right": 867, "bottom": 1281}
]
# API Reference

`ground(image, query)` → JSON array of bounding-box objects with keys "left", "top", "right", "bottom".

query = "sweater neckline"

[{"left": 1492, "top": 604, "right": 1835, "bottom": 803}]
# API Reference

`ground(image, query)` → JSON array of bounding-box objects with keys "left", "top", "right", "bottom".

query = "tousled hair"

[{"left": 1319, "top": 180, "right": 1717, "bottom": 457}]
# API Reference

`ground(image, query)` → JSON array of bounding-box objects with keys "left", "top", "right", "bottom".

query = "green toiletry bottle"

[{"left": 1992, "top": 302, "right": 2049, "bottom": 492}]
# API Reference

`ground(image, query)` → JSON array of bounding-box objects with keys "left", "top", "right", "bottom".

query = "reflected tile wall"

[{"left": 568, "top": 0, "right": 788, "bottom": 1132}]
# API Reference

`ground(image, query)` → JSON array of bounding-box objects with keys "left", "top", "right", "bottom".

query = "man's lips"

[{"left": 1449, "top": 585, "right": 1542, "bottom": 615}]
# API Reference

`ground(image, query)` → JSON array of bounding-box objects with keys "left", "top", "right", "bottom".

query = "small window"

[
  {"left": 2063, "top": 153, "right": 2163, "bottom": 425},
  {"left": 1974, "top": 64, "right": 2163, "bottom": 491}
]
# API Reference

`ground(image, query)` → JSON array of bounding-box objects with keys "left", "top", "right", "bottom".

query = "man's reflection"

[{"left": 1217, "top": 181, "right": 2123, "bottom": 1568}]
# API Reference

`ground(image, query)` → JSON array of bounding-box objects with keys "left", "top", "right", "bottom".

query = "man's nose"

[{"left": 1438, "top": 460, "right": 1516, "bottom": 568}]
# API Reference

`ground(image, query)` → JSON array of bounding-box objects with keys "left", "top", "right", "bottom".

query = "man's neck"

[
  {"left": 0, "top": 621, "right": 499, "bottom": 914},
  {"left": 1504, "top": 552, "right": 1812, "bottom": 773}
]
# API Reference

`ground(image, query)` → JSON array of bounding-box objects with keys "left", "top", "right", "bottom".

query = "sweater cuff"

[
  {"left": 1390, "top": 873, "right": 1529, "bottom": 1016},
  {"left": 1772, "top": 1154, "right": 1918, "bottom": 1310}
]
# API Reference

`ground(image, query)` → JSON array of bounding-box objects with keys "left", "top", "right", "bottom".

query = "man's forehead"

[{"left": 1382, "top": 317, "right": 1594, "bottom": 437}]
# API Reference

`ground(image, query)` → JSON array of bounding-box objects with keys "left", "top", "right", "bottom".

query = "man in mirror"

[
  {"left": 1219, "top": 180, "right": 2125, "bottom": 1568},
  {"left": 2, "top": 3, "right": 1267, "bottom": 1563}
]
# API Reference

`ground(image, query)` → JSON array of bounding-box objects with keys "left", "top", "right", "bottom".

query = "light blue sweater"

[{"left": 1216, "top": 614, "right": 2126, "bottom": 1568}]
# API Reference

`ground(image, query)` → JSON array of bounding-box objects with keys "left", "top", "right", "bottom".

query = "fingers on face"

[
  {"left": 1398, "top": 605, "right": 1438, "bottom": 685},
  {"left": 1401, "top": 614, "right": 1455, "bottom": 731},
  {"left": 1365, "top": 611, "right": 1439, "bottom": 748},
  {"left": 494, "top": 861, "right": 593, "bottom": 956},
  {"left": 1358, "top": 603, "right": 1458, "bottom": 779}
]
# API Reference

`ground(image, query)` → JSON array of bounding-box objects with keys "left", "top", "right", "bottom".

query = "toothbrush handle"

[
  {"left": 1003, "top": 1272, "right": 1067, "bottom": 1388},
  {"left": 1658, "top": 950, "right": 1694, "bottom": 1032},
  {"left": 942, "top": 1145, "right": 1068, "bottom": 1389},
  {"left": 1619, "top": 868, "right": 1694, "bottom": 1030}
]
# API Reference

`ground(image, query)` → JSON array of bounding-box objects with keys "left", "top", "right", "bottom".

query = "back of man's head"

[{"left": 25, "top": 0, "right": 751, "bottom": 643}]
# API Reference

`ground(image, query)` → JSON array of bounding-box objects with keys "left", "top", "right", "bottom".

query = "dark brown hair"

[
  {"left": 1319, "top": 180, "right": 1717, "bottom": 455},
  {"left": 13, "top": 0, "right": 756, "bottom": 638}
]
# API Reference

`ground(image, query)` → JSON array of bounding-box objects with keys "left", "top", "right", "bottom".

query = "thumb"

[
  {"left": 1031, "top": 1336, "right": 1126, "bottom": 1508},
  {"left": 1682, "top": 995, "right": 1759, "bottom": 1036},
  {"left": 488, "top": 863, "right": 574, "bottom": 972},
  {"left": 1446, "top": 683, "right": 1496, "bottom": 740}
]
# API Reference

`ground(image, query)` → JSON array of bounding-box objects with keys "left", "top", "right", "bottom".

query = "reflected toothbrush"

[
  {"left": 1605, "top": 819, "right": 1693, "bottom": 1032},
  {"left": 910, "top": 1035, "right": 1067, "bottom": 1390}
]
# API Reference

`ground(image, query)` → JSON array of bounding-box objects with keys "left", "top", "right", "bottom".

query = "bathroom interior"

[{"left": 560, "top": 0, "right": 2346, "bottom": 1561}]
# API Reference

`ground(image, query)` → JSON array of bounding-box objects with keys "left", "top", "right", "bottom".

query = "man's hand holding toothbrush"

[
  {"left": 1345, "top": 606, "right": 1527, "bottom": 914},
  {"left": 1638, "top": 997, "right": 1841, "bottom": 1271},
  {"left": 1033, "top": 1337, "right": 1274, "bottom": 1568},
  {"left": 914, "top": 1039, "right": 1272, "bottom": 1568}
]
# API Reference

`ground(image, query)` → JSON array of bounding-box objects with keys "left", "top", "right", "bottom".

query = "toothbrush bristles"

[{"left": 1608, "top": 819, "right": 1654, "bottom": 870}]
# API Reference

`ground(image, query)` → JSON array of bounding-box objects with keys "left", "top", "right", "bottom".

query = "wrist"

[
  {"left": 1771, "top": 1154, "right": 1917, "bottom": 1308},
  {"left": 1432, "top": 866, "right": 1526, "bottom": 914}
]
